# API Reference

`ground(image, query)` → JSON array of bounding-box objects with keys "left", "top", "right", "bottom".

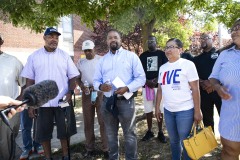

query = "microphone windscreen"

[{"left": 23, "top": 80, "right": 59, "bottom": 108}]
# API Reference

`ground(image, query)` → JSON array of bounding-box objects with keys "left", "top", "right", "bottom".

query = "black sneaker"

[
  {"left": 103, "top": 151, "right": 109, "bottom": 159},
  {"left": 157, "top": 131, "right": 167, "bottom": 143},
  {"left": 141, "top": 130, "right": 154, "bottom": 141}
]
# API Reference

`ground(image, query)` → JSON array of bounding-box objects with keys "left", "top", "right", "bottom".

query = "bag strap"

[{"left": 191, "top": 121, "right": 205, "bottom": 137}]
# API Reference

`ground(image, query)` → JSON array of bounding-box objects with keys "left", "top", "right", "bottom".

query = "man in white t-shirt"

[
  {"left": 0, "top": 34, "right": 26, "bottom": 160},
  {"left": 76, "top": 40, "right": 109, "bottom": 158}
]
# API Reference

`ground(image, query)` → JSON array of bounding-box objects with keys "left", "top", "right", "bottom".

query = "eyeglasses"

[
  {"left": 200, "top": 37, "right": 211, "bottom": 40},
  {"left": 228, "top": 24, "right": 240, "bottom": 34},
  {"left": 164, "top": 45, "right": 179, "bottom": 51}
]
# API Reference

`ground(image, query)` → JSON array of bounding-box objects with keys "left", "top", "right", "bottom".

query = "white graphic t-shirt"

[{"left": 158, "top": 58, "right": 199, "bottom": 112}]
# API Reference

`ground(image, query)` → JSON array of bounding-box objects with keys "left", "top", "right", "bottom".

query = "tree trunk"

[{"left": 140, "top": 18, "right": 156, "bottom": 52}]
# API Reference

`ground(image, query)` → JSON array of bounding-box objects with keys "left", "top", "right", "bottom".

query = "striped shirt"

[{"left": 209, "top": 45, "right": 240, "bottom": 141}]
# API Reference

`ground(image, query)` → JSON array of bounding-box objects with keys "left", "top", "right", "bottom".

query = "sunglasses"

[{"left": 200, "top": 37, "right": 211, "bottom": 40}]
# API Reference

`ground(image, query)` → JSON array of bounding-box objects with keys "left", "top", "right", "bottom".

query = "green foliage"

[
  {"left": 201, "top": 19, "right": 218, "bottom": 32},
  {"left": 155, "top": 18, "right": 194, "bottom": 49},
  {"left": 0, "top": 0, "right": 239, "bottom": 37}
]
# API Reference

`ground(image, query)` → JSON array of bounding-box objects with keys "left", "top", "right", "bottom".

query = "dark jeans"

[
  {"left": 200, "top": 90, "right": 221, "bottom": 131},
  {"left": 101, "top": 96, "right": 137, "bottom": 160}
]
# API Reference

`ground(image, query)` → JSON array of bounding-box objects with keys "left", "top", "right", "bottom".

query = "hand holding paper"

[{"left": 112, "top": 76, "right": 133, "bottom": 100}]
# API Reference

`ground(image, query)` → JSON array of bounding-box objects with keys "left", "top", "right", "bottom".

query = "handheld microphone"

[{"left": 0, "top": 80, "right": 59, "bottom": 126}]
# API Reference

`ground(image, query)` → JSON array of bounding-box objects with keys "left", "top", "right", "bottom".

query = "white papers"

[{"left": 112, "top": 76, "right": 133, "bottom": 100}]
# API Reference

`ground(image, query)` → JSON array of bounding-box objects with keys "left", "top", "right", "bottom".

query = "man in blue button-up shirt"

[{"left": 93, "top": 29, "right": 146, "bottom": 160}]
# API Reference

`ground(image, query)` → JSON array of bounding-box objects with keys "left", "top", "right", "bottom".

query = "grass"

[{"left": 33, "top": 94, "right": 222, "bottom": 160}]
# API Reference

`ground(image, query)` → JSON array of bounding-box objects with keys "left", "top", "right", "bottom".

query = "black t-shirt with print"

[
  {"left": 139, "top": 50, "right": 168, "bottom": 81},
  {"left": 193, "top": 47, "right": 219, "bottom": 80}
]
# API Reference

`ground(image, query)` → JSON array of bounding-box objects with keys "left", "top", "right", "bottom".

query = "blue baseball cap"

[{"left": 44, "top": 27, "right": 61, "bottom": 36}]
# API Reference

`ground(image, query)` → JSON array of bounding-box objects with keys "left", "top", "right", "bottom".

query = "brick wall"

[
  {"left": 73, "top": 15, "right": 96, "bottom": 63},
  {"left": 0, "top": 21, "right": 43, "bottom": 48},
  {"left": 0, "top": 15, "right": 95, "bottom": 64}
]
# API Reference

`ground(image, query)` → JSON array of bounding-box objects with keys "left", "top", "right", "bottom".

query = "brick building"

[{"left": 0, "top": 15, "right": 95, "bottom": 64}]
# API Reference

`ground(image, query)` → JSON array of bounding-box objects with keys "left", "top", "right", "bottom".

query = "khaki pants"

[{"left": 82, "top": 92, "right": 108, "bottom": 151}]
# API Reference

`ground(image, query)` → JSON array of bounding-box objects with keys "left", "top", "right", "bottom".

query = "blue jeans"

[
  {"left": 20, "top": 109, "right": 41, "bottom": 151},
  {"left": 164, "top": 108, "right": 193, "bottom": 160},
  {"left": 101, "top": 97, "right": 137, "bottom": 160}
]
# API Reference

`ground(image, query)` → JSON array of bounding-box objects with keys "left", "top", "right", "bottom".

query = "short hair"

[
  {"left": 106, "top": 29, "right": 122, "bottom": 38},
  {"left": 166, "top": 38, "right": 183, "bottom": 48},
  {"left": 233, "top": 18, "right": 240, "bottom": 26},
  {"left": 0, "top": 34, "right": 3, "bottom": 41},
  {"left": 201, "top": 33, "right": 213, "bottom": 39},
  {"left": 148, "top": 35, "right": 157, "bottom": 42},
  {"left": 0, "top": 34, "right": 3, "bottom": 45}
]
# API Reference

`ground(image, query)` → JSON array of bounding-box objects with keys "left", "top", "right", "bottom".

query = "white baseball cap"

[{"left": 82, "top": 40, "right": 95, "bottom": 50}]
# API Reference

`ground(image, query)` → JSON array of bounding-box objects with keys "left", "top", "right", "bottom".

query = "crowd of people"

[{"left": 0, "top": 18, "right": 239, "bottom": 160}]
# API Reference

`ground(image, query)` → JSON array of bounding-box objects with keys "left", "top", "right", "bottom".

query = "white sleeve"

[{"left": 186, "top": 61, "right": 199, "bottom": 82}]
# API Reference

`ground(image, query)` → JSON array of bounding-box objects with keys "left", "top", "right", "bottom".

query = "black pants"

[{"left": 200, "top": 90, "right": 222, "bottom": 132}]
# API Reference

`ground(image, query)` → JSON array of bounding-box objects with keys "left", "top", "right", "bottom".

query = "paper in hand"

[{"left": 112, "top": 76, "right": 133, "bottom": 100}]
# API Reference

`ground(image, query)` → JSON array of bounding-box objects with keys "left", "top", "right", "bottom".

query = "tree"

[
  {"left": 92, "top": 20, "right": 142, "bottom": 55},
  {"left": 154, "top": 16, "right": 194, "bottom": 49},
  {"left": 0, "top": 0, "right": 239, "bottom": 50}
]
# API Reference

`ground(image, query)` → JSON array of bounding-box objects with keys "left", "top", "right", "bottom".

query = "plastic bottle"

[
  {"left": 83, "top": 80, "right": 90, "bottom": 95},
  {"left": 91, "top": 90, "right": 97, "bottom": 104},
  {"left": 105, "top": 79, "right": 112, "bottom": 97}
]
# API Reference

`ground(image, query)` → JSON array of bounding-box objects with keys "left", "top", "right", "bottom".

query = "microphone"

[
  {"left": 22, "top": 80, "right": 59, "bottom": 108},
  {"left": 0, "top": 80, "right": 59, "bottom": 126}
]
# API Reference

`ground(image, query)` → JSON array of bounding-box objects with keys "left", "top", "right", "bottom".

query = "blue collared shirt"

[{"left": 93, "top": 47, "right": 146, "bottom": 97}]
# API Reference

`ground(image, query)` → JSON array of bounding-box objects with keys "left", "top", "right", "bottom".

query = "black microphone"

[
  {"left": 22, "top": 80, "right": 59, "bottom": 108},
  {"left": 0, "top": 80, "right": 59, "bottom": 126}
]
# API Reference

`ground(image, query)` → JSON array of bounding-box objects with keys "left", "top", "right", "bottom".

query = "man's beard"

[
  {"left": 110, "top": 42, "right": 120, "bottom": 51},
  {"left": 148, "top": 45, "right": 156, "bottom": 51},
  {"left": 86, "top": 54, "right": 94, "bottom": 60}
]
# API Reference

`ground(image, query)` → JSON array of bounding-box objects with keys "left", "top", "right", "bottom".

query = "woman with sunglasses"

[
  {"left": 209, "top": 19, "right": 240, "bottom": 159},
  {"left": 155, "top": 38, "right": 202, "bottom": 160}
]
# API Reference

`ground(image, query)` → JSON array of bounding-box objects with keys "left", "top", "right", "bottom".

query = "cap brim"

[
  {"left": 83, "top": 47, "right": 94, "bottom": 50},
  {"left": 45, "top": 31, "right": 61, "bottom": 36}
]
